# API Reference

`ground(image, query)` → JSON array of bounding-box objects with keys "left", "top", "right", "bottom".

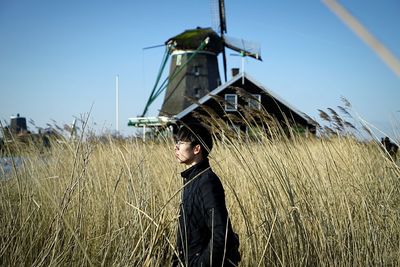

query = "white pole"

[{"left": 116, "top": 75, "right": 119, "bottom": 133}]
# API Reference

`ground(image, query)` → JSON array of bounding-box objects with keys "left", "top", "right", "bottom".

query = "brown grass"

[{"left": 1, "top": 130, "right": 399, "bottom": 266}]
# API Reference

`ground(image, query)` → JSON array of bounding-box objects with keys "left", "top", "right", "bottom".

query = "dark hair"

[{"left": 175, "top": 123, "right": 213, "bottom": 158}]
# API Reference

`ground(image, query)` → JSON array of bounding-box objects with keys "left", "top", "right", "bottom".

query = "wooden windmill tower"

[
  {"left": 160, "top": 27, "right": 224, "bottom": 116},
  {"left": 138, "top": 0, "right": 262, "bottom": 120}
]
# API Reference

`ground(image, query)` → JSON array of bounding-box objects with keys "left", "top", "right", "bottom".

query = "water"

[{"left": 0, "top": 157, "right": 23, "bottom": 180}]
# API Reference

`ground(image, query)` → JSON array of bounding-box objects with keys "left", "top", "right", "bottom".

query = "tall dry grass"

[{"left": 1, "top": 129, "right": 399, "bottom": 266}]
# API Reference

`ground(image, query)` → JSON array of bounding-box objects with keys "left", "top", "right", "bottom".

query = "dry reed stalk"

[{"left": 1, "top": 126, "right": 399, "bottom": 266}]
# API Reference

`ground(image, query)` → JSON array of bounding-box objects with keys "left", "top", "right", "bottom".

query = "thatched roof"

[{"left": 165, "top": 27, "right": 223, "bottom": 54}]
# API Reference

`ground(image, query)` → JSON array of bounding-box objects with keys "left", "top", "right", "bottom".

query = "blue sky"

[{"left": 0, "top": 0, "right": 399, "bottom": 139}]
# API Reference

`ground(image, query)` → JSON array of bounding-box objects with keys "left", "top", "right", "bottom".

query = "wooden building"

[{"left": 174, "top": 72, "right": 316, "bottom": 135}]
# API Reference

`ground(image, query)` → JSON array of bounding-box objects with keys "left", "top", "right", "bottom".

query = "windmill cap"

[{"left": 165, "top": 27, "right": 223, "bottom": 54}]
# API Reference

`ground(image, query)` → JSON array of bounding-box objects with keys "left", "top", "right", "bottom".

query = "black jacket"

[{"left": 173, "top": 159, "right": 240, "bottom": 267}]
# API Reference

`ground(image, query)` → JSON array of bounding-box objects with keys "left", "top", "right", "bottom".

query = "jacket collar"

[{"left": 181, "top": 158, "right": 210, "bottom": 181}]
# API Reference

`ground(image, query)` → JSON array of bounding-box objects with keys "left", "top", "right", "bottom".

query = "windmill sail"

[
  {"left": 224, "top": 35, "right": 262, "bottom": 60},
  {"left": 219, "top": 0, "right": 227, "bottom": 34},
  {"left": 210, "top": 0, "right": 228, "bottom": 81},
  {"left": 210, "top": 0, "right": 227, "bottom": 35}
]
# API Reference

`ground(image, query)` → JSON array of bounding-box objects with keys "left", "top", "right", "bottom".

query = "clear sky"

[{"left": 0, "top": 0, "right": 399, "bottom": 139}]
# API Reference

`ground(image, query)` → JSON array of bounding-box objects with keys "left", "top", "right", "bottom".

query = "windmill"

[{"left": 139, "top": 0, "right": 262, "bottom": 119}]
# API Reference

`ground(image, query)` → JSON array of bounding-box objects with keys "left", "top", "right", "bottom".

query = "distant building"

[{"left": 9, "top": 114, "right": 28, "bottom": 134}]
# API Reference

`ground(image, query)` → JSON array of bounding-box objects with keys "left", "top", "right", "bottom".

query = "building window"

[
  {"left": 193, "top": 65, "right": 200, "bottom": 76},
  {"left": 176, "top": 54, "right": 182, "bottom": 66},
  {"left": 225, "top": 94, "right": 237, "bottom": 111},
  {"left": 248, "top": 94, "right": 261, "bottom": 110},
  {"left": 194, "top": 88, "right": 201, "bottom": 98}
]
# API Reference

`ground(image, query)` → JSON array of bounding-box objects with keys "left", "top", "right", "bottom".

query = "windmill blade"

[
  {"left": 142, "top": 44, "right": 165, "bottom": 50},
  {"left": 210, "top": 0, "right": 228, "bottom": 82},
  {"left": 222, "top": 46, "right": 227, "bottom": 82},
  {"left": 219, "top": 0, "right": 228, "bottom": 82},
  {"left": 224, "top": 35, "right": 262, "bottom": 61},
  {"left": 218, "top": 0, "right": 227, "bottom": 34},
  {"left": 210, "top": 0, "right": 220, "bottom": 33},
  {"left": 210, "top": 0, "right": 227, "bottom": 35}
]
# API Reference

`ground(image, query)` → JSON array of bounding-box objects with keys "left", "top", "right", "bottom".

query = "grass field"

[{"left": 1, "top": 129, "right": 399, "bottom": 266}]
